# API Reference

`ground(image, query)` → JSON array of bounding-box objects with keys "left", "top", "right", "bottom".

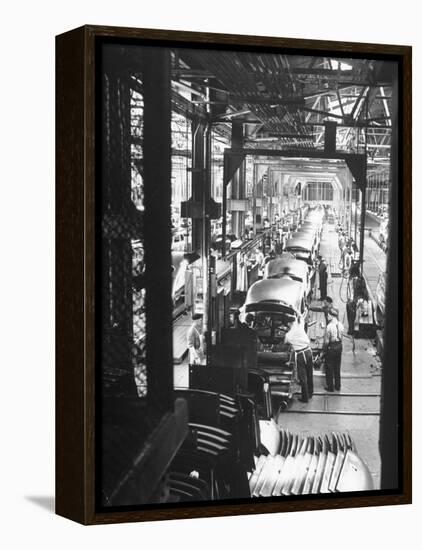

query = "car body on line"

[
  {"left": 244, "top": 278, "right": 305, "bottom": 346},
  {"left": 263, "top": 257, "right": 311, "bottom": 301}
]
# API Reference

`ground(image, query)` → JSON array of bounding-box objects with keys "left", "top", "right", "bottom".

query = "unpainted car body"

[
  {"left": 263, "top": 258, "right": 311, "bottom": 300},
  {"left": 285, "top": 235, "right": 316, "bottom": 265},
  {"left": 244, "top": 278, "right": 305, "bottom": 346}
]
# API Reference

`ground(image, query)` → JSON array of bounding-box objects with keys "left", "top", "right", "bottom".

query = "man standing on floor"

[
  {"left": 255, "top": 246, "right": 265, "bottom": 279},
  {"left": 323, "top": 306, "right": 344, "bottom": 392},
  {"left": 318, "top": 255, "right": 328, "bottom": 300},
  {"left": 284, "top": 315, "right": 314, "bottom": 403},
  {"left": 341, "top": 245, "right": 353, "bottom": 278},
  {"left": 346, "top": 298, "right": 357, "bottom": 335},
  {"left": 338, "top": 231, "right": 346, "bottom": 253}
]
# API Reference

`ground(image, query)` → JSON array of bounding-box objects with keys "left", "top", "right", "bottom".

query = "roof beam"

[
  {"left": 172, "top": 69, "right": 215, "bottom": 78},
  {"left": 365, "top": 116, "right": 392, "bottom": 123},
  {"left": 341, "top": 94, "right": 392, "bottom": 99},
  {"left": 336, "top": 91, "right": 345, "bottom": 118},
  {"left": 220, "top": 109, "right": 252, "bottom": 119},
  {"left": 379, "top": 86, "right": 392, "bottom": 127},
  {"left": 302, "top": 107, "right": 345, "bottom": 120},
  {"left": 226, "top": 147, "right": 365, "bottom": 162},
  {"left": 350, "top": 86, "right": 369, "bottom": 120},
  {"left": 289, "top": 68, "right": 354, "bottom": 76},
  {"left": 292, "top": 121, "right": 392, "bottom": 129},
  {"left": 254, "top": 133, "right": 313, "bottom": 139},
  {"left": 192, "top": 95, "right": 306, "bottom": 106},
  {"left": 305, "top": 96, "right": 321, "bottom": 123}
]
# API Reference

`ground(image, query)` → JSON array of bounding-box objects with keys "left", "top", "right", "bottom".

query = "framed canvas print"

[{"left": 56, "top": 25, "right": 411, "bottom": 525}]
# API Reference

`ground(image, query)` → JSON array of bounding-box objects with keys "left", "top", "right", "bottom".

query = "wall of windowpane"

[{"left": 302, "top": 181, "right": 334, "bottom": 202}]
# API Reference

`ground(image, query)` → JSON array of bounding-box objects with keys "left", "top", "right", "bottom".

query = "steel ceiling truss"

[{"left": 169, "top": 50, "right": 393, "bottom": 164}]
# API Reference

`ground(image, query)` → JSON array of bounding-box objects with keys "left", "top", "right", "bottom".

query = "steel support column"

[
  {"left": 191, "top": 121, "right": 206, "bottom": 254},
  {"left": 268, "top": 171, "right": 274, "bottom": 223},
  {"left": 255, "top": 167, "right": 265, "bottom": 233},
  {"left": 354, "top": 186, "right": 358, "bottom": 243},
  {"left": 359, "top": 163, "right": 367, "bottom": 267},
  {"left": 358, "top": 96, "right": 370, "bottom": 268},
  {"left": 230, "top": 123, "right": 246, "bottom": 239},
  {"left": 203, "top": 123, "right": 212, "bottom": 362},
  {"left": 349, "top": 171, "right": 353, "bottom": 236},
  {"left": 142, "top": 47, "right": 173, "bottom": 412},
  {"left": 101, "top": 53, "right": 135, "bottom": 394},
  {"left": 222, "top": 167, "right": 227, "bottom": 257},
  {"left": 252, "top": 163, "right": 257, "bottom": 236},
  {"left": 380, "top": 62, "right": 400, "bottom": 490}
]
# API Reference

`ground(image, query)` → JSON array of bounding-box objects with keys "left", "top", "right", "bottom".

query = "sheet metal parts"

[{"left": 249, "top": 430, "right": 373, "bottom": 497}]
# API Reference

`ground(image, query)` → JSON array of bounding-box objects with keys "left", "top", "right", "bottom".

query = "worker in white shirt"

[
  {"left": 284, "top": 315, "right": 314, "bottom": 403},
  {"left": 323, "top": 306, "right": 344, "bottom": 392},
  {"left": 341, "top": 246, "right": 353, "bottom": 278},
  {"left": 255, "top": 246, "right": 265, "bottom": 278},
  {"left": 187, "top": 313, "right": 205, "bottom": 365},
  {"left": 338, "top": 231, "right": 346, "bottom": 266}
]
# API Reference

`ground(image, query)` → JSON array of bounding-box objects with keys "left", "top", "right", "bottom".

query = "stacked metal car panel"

[{"left": 249, "top": 430, "right": 373, "bottom": 496}]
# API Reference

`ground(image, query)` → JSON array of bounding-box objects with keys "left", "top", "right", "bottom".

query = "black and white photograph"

[
  {"left": 97, "top": 37, "right": 405, "bottom": 511},
  {"left": 2, "top": 0, "right": 421, "bottom": 545}
]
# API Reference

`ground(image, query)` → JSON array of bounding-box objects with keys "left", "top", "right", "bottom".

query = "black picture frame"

[{"left": 56, "top": 25, "right": 412, "bottom": 525}]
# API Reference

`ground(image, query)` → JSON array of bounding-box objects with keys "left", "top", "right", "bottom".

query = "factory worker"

[
  {"left": 187, "top": 313, "right": 205, "bottom": 365},
  {"left": 284, "top": 315, "right": 314, "bottom": 403},
  {"left": 323, "top": 307, "right": 344, "bottom": 392}
]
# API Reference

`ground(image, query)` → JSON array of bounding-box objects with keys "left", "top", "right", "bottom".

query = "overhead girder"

[
  {"left": 224, "top": 148, "right": 366, "bottom": 193},
  {"left": 249, "top": 170, "right": 344, "bottom": 206},
  {"left": 252, "top": 161, "right": 346, "bottom": 173},
  {"left": 285, "top": 173, "right": 344, "bottom": 193},
  {"left": 175, "top": 50, "right": 390, "bottom": 147},
  {"left": 283, "top": 170, "right": 340, "bottom": 185},
  {"left": 248, "top": 157, "right": 354, "bottom": 198}
]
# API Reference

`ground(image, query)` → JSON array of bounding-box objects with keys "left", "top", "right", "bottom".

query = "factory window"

[{"left": 302, "top": 181, "right": 334, "bottom": 202}]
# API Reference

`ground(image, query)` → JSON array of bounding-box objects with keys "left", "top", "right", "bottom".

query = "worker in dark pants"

[
  {"left": 318, "top": 296, "right": 334, "bottom": 369},
  {"left": 285, "top": 316, "right": 314, "bottom": 403},
  {"left": 346, "top": 299, "right": 357, "bottom": 335},
  {"left": 318, "top": 255, "right": 328, "bottom": 300},
  {"left": 275, "top": 238, "right": 283, "bottom": 256},
  {"left": 323, "top": 307, "right": 344, "bottom": 392}
]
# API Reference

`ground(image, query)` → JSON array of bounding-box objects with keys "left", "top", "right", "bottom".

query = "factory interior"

[{"left": 99, "top": 43, "right": 400, "bottom": 508}]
